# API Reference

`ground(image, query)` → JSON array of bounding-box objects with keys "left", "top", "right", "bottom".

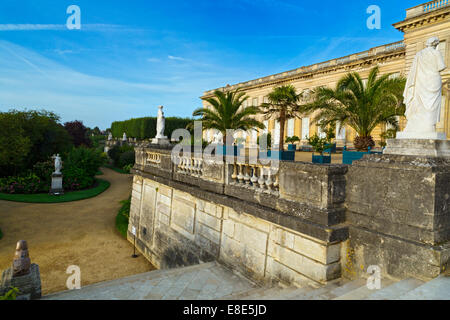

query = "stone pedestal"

[
  {"left": 345, "top": 153, "right": 450, "bottom": 280},
  {"left": 384, "top": 139, "right": 450, "bottom": 157},
  {"left": 151, "top": 137, "right": 170, "bottom": 145},
  {"left": 0, "top": 264, "right": 41, "bottom": 300},
  {"left": 50, "top": 173, "right": 64, "bottom": 195}
]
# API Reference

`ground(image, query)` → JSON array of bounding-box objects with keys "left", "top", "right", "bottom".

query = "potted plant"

[
  {"left": 285, "top": 136, "right": 300, "bottom": 151},
  {"left": 307, "top": 134, "right": 332, "bottom": 164}
]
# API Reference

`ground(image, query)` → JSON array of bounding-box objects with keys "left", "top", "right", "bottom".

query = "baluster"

[
  {"left": 179, "top": 157, "right": 184, "bottom": 172},
  {"left": 265, "top": 168, "right": 273, "bottom": 191},
  {"left": 198, "top": 159, "right": 203, "bottom": 175},
  {"left": 273, "top": 168, "right": 279, "bottom": 191},
  {"left": 244, "top": 165, "right": 251, "bottom": 185},
  {"left": 258, "top": 166, "right": 265, "bottom": 190},
  {"left": 250, "top": 165, "right": 258, "bottom": 187},
  {"left": 231, "top": 164, "right": 238, "bottom": 184},
  {"left": 237, "top": 164, "right": 244, "bottom": 184}
]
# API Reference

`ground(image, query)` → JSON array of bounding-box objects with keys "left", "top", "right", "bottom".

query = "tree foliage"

[
  {"left": 0, "top": 110, "right": 72, "bottom": 177},
  {"left": 260, "top": 85, "right": 302, "bottom": 151},
  {"left": 192, "top": 90, "right": 264, "bottom": 144},
  {"left": 299, "top": 67, "right": 406, "bottom": 151},
  {"left": 64, "top": 120, "right": 92, "bottom": 147}
]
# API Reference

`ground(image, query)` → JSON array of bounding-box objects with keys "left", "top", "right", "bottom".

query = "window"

[
  {"left": 301, "top": 118, "right": 310, "bottom": 139},
  {"left": 252, "top": 97, "right": 258, "bottom": 107},
  {"left": 287, "top": 119, "right": 295, "bottom": 137}
]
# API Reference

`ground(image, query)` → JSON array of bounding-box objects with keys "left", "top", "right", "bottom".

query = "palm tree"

[
  {"left": 299, "top": 66, "right": 406, "bottom": 151},
  {"left": 260, "top": 85, "right": 302, "bottom": 151},
  {"left": 191, "top": 90, "right": 265, "bottom": 145}
]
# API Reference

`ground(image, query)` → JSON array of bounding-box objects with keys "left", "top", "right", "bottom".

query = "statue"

[
  {"left": 122, "top": 132, "right": 127, "bottom": 141},
  {"left": 12, "top": 240, "right": 31, "bottom": 276},
  {"left": 399, "top": 37, "right": 446, "bottom": 139},
  {"left": 155, "top": 105, "right": 167, "bottom": 139},
  {"left": 53, "top": 154, "right": 62, "bottom": 174},
  {"left": 108, "top": 132, "right": 112, "bottom": 141}
]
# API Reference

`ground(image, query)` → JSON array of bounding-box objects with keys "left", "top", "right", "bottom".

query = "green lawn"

[
  {"left": 0, "top": 179, "right": 110, "bottom": 203},
  {"left": 103, "top": 164, "right": 129, "bottom": 174},
  {"left": 116, "top": 197, "right": 130, "bottom": 238}
]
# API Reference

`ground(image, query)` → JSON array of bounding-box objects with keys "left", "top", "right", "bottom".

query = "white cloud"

[
  {"left": 147, "top": 57, "right": 161, "bottom": 62},
  {"left": 168, "top": 55, "right": 187, "bottom": 61}
]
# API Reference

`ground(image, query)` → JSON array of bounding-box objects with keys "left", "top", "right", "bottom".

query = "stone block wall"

[{"left": 129, "top": 148, "right": 347, "bottom": 286}]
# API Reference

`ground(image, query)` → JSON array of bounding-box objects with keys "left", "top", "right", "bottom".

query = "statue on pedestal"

[
  {"left": 152, "top": 106, "right": 170, "bottom": 145},
  {"left": 398, "top": 37, "right": 447, "bottom": 140},
  {"left": 108, "top": 132, "right": 112, "bottom": 141},
  {"left": 122, "top": 132, "right": 127, "bottom": 141},
  {"left": 155, "top": 106, "right": 167, "bottom": 139},
  {"left": 13, "top": 240, "right": 31, "bottom": 277},
  {"left": 53, "top": 154, "right": 62, "bottom": 174}
]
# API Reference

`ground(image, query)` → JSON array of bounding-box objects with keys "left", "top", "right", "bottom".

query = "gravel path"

[{"left": 0, "top": 168, "right": 155, "bottom": 295}]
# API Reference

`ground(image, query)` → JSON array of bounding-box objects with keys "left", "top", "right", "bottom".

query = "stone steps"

[{"left": 43, "top": 261, "right": 450, "bottom": 300}]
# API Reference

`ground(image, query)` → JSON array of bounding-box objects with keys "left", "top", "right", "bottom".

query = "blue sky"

[{"left": 0, "top": 0, "right": 421, "bottom": 129}]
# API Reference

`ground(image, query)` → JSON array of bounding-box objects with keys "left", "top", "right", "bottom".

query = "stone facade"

[
  {"left": 129, "top": 146, "right": 348, "bottom": 286},
  {"left": 201, "top": 1, "right": 450, "bottom": 146},
  {"left": 130, "top": 145, "right": 450, "bottom": 285}
]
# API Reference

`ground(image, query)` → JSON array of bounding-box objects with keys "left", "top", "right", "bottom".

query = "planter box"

[
  {"left": 324, "top": 143, "right": 337, "bottom": 154},
  {"left": 343, "top": 149, "right": 383, "bottom": 165},
  {"left": 287, "top": 144, "right": 297, "bottom": 151},
  {"left": 312, "top": 155, "right": 331, "bottom": 164},
  {"left": 215, "top": 145, "right": 242, "bottom": 156},
  {"left": 258, "top": 150, "right": 295, "bottom": 161}
]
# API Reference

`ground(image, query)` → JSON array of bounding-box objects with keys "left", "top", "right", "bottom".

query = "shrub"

[
  {"left": 108, "top": 145, "right": 135, "bottom": 168},
  {"left": 118, "top": 151, "right": 135, "bottom": 168},
  {"left": 0, "top": 287, "right": 19, "bottom": 300},
  {"left": 64, "top": 120, "right": 92, "bottom": 147},
  {"left": 286, "top": 136, "right": 300, "bottom": 144},
  {"left": 0, "top": 173, "right": 47, "bottom": 194},
  {"left": 64, "top": 147, "right": 104, "bottom": 178},
  {"left": 32, "top": 160, "right": 54, "bottom": 185},
  {"left": 63, "top": 167, "right": 94, "bottom": 191},
  {"left": 116, "top": 198, "right": 131, "bottom": 238},
  {"left": 122, "top": 164, "right": 133, "bottom": 173}
]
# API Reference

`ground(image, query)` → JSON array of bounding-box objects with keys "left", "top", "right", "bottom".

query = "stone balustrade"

[
  {"left": 407, "top": 0, "right": 449, "bottom": 18},
  {"left": 174, "top": 155, "right": 204, "bottom": 177},
  {"left": 229, "top": 162, "right": 279, "bottom": 195}
]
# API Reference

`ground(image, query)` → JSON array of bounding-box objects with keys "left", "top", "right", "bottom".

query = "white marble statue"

[
  {"left": 122, "top": 132, "right": 127, "bottom": 141},
  {"left": 53, "top": 154, "right": 62, "bottom": 174},
  {"left": 108, "top": 132, "right": 112, "bottom": 141},
  {"left": 155, "top": 105, "right": 167, "bottom": 139},
  {"left": 399, "top": 37, "right": 446, "bottom": 139}
]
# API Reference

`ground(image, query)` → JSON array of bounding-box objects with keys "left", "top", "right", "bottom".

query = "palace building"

[{"left": 201, "top": 1, "right": 450, "bottom": 148}]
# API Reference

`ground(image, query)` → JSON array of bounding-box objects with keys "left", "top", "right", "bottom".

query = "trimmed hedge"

[{"left": 110, "top": 117, "right": 192, "bottom": 139}]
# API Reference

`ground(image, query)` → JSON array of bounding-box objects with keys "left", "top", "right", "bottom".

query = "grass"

[
  {"left": 116, "top": 197, "right": 130, "bottom": 238},
  {"left": 0, "top": 179, "right": 110, "bottom": 203},
  {"left": 103, "top": 164, "right": 129, "bottom": 174}
]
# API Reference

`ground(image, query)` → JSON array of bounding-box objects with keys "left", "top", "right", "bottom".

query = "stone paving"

[{"left": 43, "top": 262, "right": 259, "bottom": 300}]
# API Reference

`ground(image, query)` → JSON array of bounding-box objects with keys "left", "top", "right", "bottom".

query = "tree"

[
  {"left": 260, "top": 85, "right": 302, "bottom": 151},
  {"left": 0, "top": 110, "right": 72, "bottom": 177},
  {"left": 192, "top": 90, "right": 264, "bottom": 145},
  {"left": 299, "top": 67, "right": 406, "bottom": 151},
  {"left": 64, "top": 120, "right": 92, "bottom": 147}
]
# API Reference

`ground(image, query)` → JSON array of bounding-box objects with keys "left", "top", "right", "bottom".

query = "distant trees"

[
  {"left": 0, "top": 110, "right": 72, "bottom": 177},
  {"left": 64, "top": 120, "right": 92, "bottom": 147}
]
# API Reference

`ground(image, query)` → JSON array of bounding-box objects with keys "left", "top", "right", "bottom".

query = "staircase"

[{"left": 43, "top": 262, "right": 450, "bottom": 300}]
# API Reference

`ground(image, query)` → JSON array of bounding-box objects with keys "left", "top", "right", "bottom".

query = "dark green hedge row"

[{"left": 111, "top": 117, "right": 192, "bottom": 139}]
